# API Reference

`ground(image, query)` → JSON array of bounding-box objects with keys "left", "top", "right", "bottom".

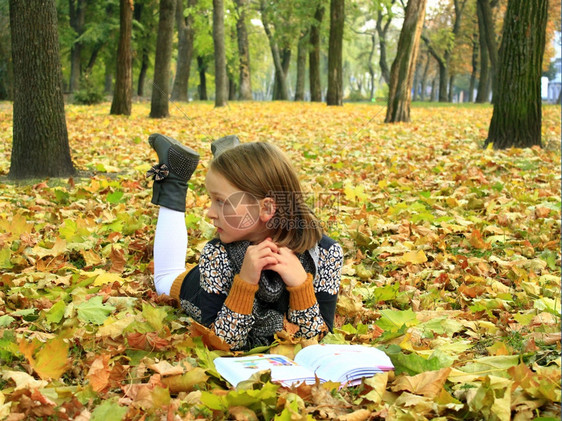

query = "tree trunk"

[
  {"left": 295, "top": 31, "right": 308, "bottom": 101},
  {"left": 385, "top": 0, "right": 426, "bottom": 123},
  {"left": 0, "top": 39, "right": 13, "bottom": 100},
  {"left": 104, "top": 57, "right": 113, "bottom": 94},
  {"left": 9, "top": 0, "right": 75, "bottom": 179},
  {"left": 197, "top": 56, "right": 208, "bottom": 100},
  {"left": 235, "top": 0, "right": 252, "bottom": 100},
  {"left": 231, "top": 76, "right": 238, "bottom": 100},
  {"left": 475, "top": 0, "right": 490, "bottom": 103},
  {"left": 85, "top": 42, "right": 104, "bottom": 74},
  {"left": 260, "top": 0, "right": 289, "bottom": 100},
  {"left": 171, "top": 0, "right": 195, "bottom": 101},
  {"left": 213, "top": 0, "right": 227, "bottom": 107},
  {"left": 138, "top": 50, "right": 149, "bottom": 96},
  {"left": 437, "top": 60, "right": 448, "bottom": 102},
  {"left": 135, "top": 1, "right": 151, "bottom": 97},
  {"left": 272, "top": 48, "right": 290, "bottom": 100},
  {"left": 69, "top": 0, "right": 86, "bottom": 93},
  {"left": 448, "top": 74, "right": 455, "bottom": 102},
  {"left": 468, "top": 29, "right": 478, "bottom": 102},
  {"left": 151, "top": 0, "right": 175, "bottom": 118},
  {"left": 309, "top": 4, "right": 324, "bottom": 102},
  {"left": 419, "top": 53, "right": 431, "bottom": 101},
  {"left": 412, "top": 62, "right": 420, "bottom": 101},
  {"left": 477, "top": 0, "right": 499, "bottom": 99},
  {"left": 486, "top": 0, "right": 548, "bottom": 149},
  {"left": 110, "top": 0, "right": 133, "bottom": 116},
  {"left": 375, "top": 1, "right": 395, "bottom": 86},
  {"left": 326, "top": 0, "right": 344, "bottom": 106},
  {"left": 430, "top": 78, "right": 437, "bottom": 101},
  {"left": 368, "top": 33, "right": 376, "bottom": 101}
]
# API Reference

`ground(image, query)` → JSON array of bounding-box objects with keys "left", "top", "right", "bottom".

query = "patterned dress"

[{"left": 169, "top": 235, "right": 343, "bottom": 351}]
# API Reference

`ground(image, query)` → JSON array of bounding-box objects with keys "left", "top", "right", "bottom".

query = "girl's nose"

[{"left": 207, "top": 205, "right": 217, "bottom": 220}]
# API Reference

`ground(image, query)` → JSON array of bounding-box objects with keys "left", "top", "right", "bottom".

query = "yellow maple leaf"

[
  {"left": 400, "top": 250, "right": 428, "bottom": 264},
  {"left": 33, "top": 337, "right": 69, "bottom": 380}
]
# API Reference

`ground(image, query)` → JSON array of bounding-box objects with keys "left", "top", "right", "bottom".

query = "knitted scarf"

[{"left": 223, "top": 240, "right": 316, "bottom": 350}]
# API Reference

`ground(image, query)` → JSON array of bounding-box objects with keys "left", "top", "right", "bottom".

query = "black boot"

[
  {"left": 147, "top": 133, "right": 199, "bottom": 212},
  {"left": 211, "top": 135, "right": 240, "bottom": 157}
]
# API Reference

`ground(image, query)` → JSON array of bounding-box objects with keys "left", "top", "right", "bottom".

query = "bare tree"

[
  {"left": 326, "top": 0, "right": 344, "bottom": 106},
  {"left": 235, "top": 0, "right": 253, "bottom": 100},
  {"left": 309, "top": 3, "right": 324, "bottom": 102},
  {"left": 213, "top": 0, "right": 228, "bottom": 107},
  {"left": 9, "top": 0, "right": 75, "bottom": 178},
  {"left": 150, "top": 0, "right": 176, "bottom": 118},
  {"left": 171, "top": 0, "right": 196, "bottom": 102},
  {"left": 385, "top": 0, "right": 426, "bottom": 122},
  {"left": 110, "top": 0, "right": 133, "bottom": 115},
  {"left": 485, "top": 0, "right": 548, "bottom": 149}
]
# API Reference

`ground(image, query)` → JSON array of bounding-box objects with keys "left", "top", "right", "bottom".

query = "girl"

[{"left": 147, "top": 133, "right": 343, "bottom": 351}]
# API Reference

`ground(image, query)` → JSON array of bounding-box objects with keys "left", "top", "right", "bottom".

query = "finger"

[{"left": 260, "top": 239, "right": 279, "bottom": 252}]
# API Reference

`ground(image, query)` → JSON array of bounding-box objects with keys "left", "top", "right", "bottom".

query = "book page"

[
  {"left": 214, "top": 354, "right": 318, "bottom": 387},
  {"left": 294, "top": 344, "right": 394, "bottom": 384}
]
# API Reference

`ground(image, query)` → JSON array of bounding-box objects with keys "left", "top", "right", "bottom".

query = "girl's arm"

[
  {"left": 198, "top": 242, "right": 258, "bottom": 350},
  {"left": 286, "top": 242, "right": 343, "bottom": 338}
]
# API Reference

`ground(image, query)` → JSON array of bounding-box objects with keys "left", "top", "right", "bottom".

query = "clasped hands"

[{"left": 239, "top": 238, "right": 307, "bottom": 287}]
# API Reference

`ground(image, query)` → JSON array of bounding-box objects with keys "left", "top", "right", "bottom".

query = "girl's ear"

[{"left": 260, "top": 197, "right": 276, "bottom": 222}]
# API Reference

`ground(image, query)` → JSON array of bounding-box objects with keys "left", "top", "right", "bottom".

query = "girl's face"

[{"left": 205, "top": 168, "right": 270, "bottom": 244}]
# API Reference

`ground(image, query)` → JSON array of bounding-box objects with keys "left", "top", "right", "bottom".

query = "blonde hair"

[{"left": 210, "top": 142, "right": 323, "bottom": 253}]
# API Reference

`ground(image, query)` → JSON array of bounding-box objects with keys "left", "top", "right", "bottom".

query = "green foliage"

[{"left": 73, "top": 74, "right": 105, "bottom": 105}]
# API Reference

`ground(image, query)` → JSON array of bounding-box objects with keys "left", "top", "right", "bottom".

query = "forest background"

[{"left": 0, "top": 0, "right": 560, "bottom": 105}]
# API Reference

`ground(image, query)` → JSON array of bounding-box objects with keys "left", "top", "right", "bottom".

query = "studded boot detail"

[{"left": 147, "top": 133, "right": 200, "bottom": 212}]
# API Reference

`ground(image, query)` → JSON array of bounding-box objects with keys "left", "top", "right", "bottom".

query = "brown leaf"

[
  {"left": 189, "top": 321, "right": 231, "bottom": 351},
  {"left": 337, "top": 409, "right": 372, "bottom": 421},
  {"left": 148, "top": 360, "right": 185, "bottom": 377},
  {"left": 391, "top": 367, "right": 451, "bottom": 398},
  {"left": 87, "top": 355, "right": 111, "bottom": 392},
  {"left": 109, "top": 247, "right": 127, "bottom": 273}
]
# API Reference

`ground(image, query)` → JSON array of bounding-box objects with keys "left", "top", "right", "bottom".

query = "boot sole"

[{"left": 149, "top": 133, "right": 200, "bottom": 161}]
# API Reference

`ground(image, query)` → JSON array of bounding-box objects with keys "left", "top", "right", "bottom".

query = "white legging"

[{"left": 153, "top": 206, "right": 188, "bottom": 296}]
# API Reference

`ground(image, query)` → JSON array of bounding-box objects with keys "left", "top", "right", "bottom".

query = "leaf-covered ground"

[{"left": 0, "top": 101, "right": 560, "bottom": 420}]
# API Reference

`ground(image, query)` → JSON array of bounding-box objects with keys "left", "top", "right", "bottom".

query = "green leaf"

[
  {"left": 106, "top": 190, "right": 124, "bottom": 204},
  {"left": 90, "top": 398, "right": 128, "bottom": 421},
  {"left": 457, "top": 355, "right": 520, "bottom": 378},
  {"left": 388, "top": 349, "right": 445, "bottom": 376},
  {"left": 373, "top": 283, "right": 400, "bottom": 302},
  {"left": 375, "top": 309, "right": 418, "bottom": 332},
  {"left": 0, "top": 315, "right": 15, "bottom": 327},
  {"left": 77, "top": 296, "right": 116, "bottom": 325},
  {"left": 0, "top": 330, "right": 18, "bottom": 362},
  {"left": 0, "top": 248, "right": 13, "bottom": 269},
  {"left": 45, "top": 300, "right": 66, "bottom": 324},
  {"left": 142, "top": 302, "right": 168, "bottom": 332}
]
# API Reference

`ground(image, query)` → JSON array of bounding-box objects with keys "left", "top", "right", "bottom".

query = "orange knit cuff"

[
  {"left": 286, "top": 273, "right": 316, "bottom": 311},
  {"left": 224, "top": 275, "right": 259, "bottom": 314},
  {"left": 169, "top": 270, "right": 189, "bottom": 301}
]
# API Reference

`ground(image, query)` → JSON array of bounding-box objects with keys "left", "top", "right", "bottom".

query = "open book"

[{"left": 214, "top": 344, "right": 394, "bottom": 388}]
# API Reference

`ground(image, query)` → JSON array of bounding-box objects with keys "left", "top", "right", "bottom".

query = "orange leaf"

[
  {"left": 189, "top": 321, "right": 231, "bottom": 351},
  {"left": 87, "top": 354, "right": 111, "bottom": 392},
  {"left": 469, "top": 229, "right": 490, "bottom": 250}
]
